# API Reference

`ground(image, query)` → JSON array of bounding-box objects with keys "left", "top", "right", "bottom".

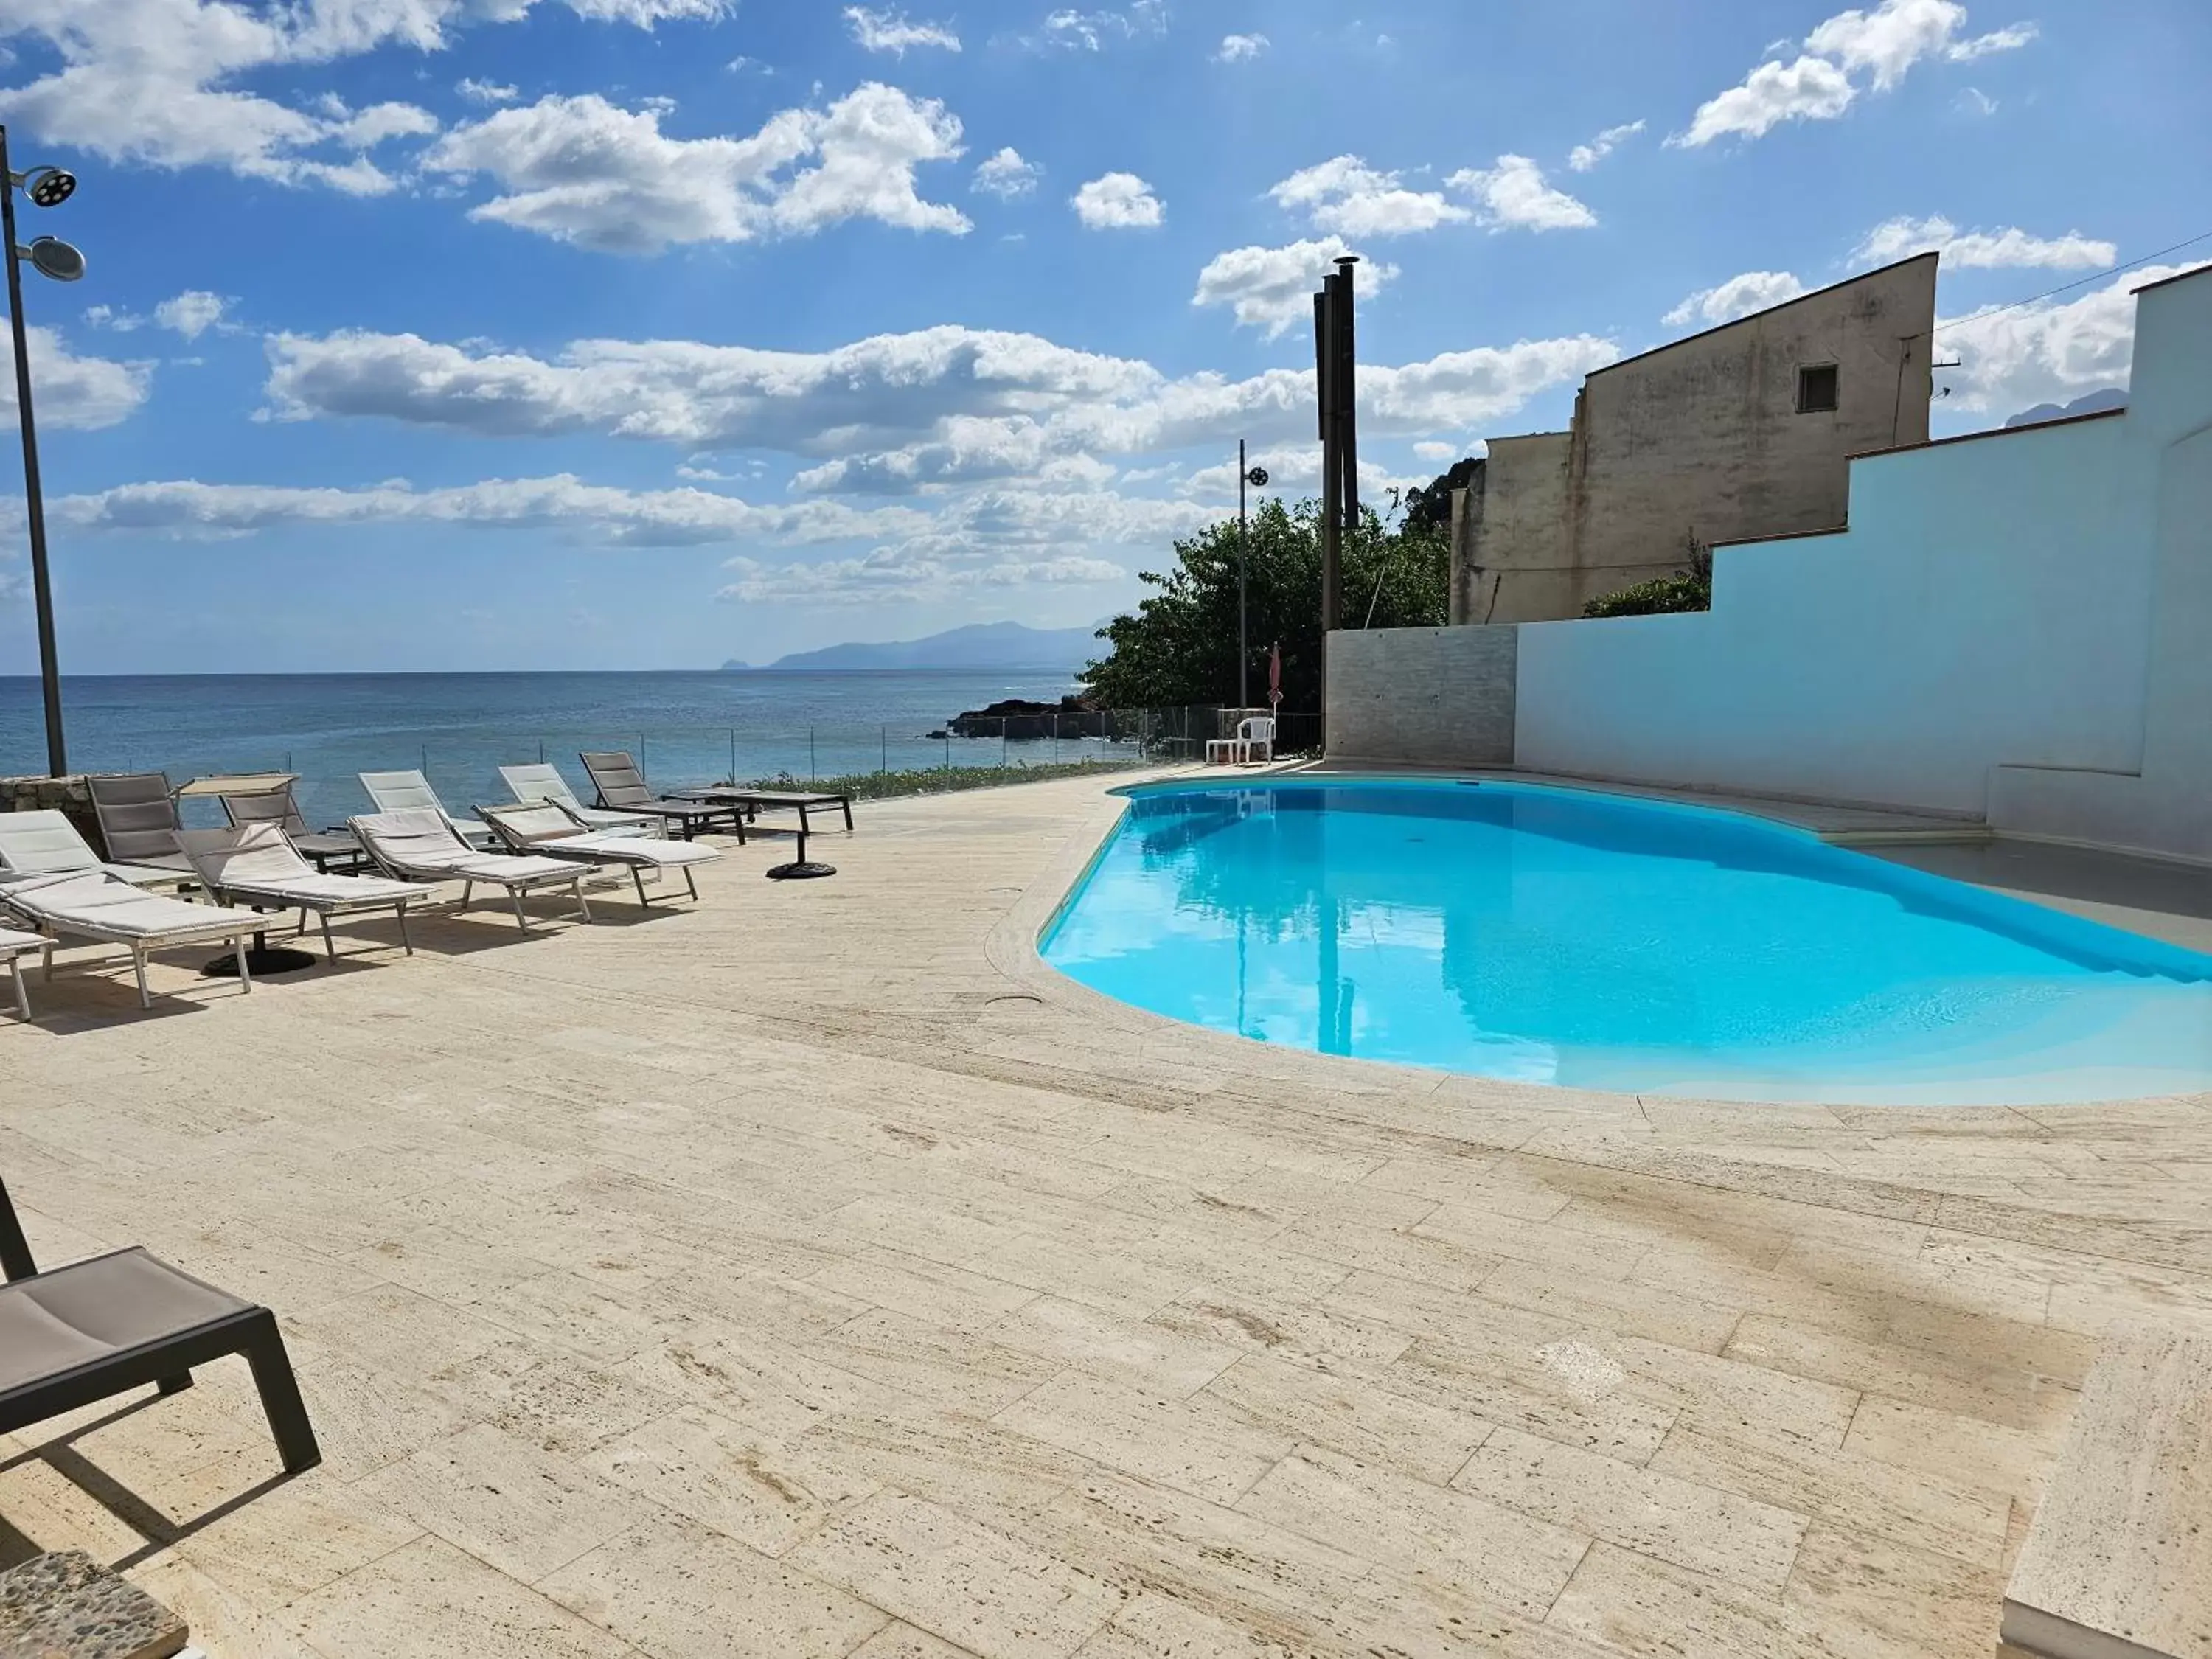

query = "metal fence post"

[
  {"left": 1001, "top": 720, "right": 1008, "bottom": 771},
  {"left": 729, "top": 726, "right": 737, "bottom": 785},
  {"left": 809, "top": 728, "right": 816, "bottom": 784},
  {"left": 880, "top": 725, "right": 887, "bottom": 775}
]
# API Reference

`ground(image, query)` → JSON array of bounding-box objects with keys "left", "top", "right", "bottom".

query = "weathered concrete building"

[{"left": 1449, "top": 252, "right": 1938, "bottom": 623}]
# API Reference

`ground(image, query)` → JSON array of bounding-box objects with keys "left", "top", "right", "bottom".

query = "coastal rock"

[{"left": 945, "top": 697, "right": 1111, "bottom": 740}]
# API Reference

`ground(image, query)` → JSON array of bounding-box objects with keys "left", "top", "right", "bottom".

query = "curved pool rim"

[{"left": 1022, "top": 773, "right": 2212, "bottom": 1105}]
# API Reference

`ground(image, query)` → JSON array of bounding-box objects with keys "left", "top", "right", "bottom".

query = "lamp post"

[
  {"left": 1236, "top": 444, "right": 1268, "bottom": 709},
  {"left": 0, "top": 125, "right": 86, "bottom": 778}
]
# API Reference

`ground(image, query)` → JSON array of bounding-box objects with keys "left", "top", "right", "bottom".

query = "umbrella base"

[
  {"left": 765, "top": 860, "right": 837, "bottom": 880},
  {"left": 201, "top": 945, "right": 320, "bottom": 978}
]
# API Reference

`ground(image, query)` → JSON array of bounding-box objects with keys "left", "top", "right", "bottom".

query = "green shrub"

[{"left": 1582, "top": 536, "right": 1712, "bottom": 618}]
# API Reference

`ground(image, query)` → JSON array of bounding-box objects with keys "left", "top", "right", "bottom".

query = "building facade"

[{"left": 1448, "top": 253, "right": 1938, "bottom": 624}]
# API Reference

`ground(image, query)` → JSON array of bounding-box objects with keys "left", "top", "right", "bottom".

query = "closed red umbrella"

[{"left": 1267, "top": 641, "right": 1282, "bottom": 710}]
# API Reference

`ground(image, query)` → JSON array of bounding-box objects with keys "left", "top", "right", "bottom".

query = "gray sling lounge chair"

[
  {"left": 179, "top": 825, "right": 424, "bottom": 961},
  {"left": 85, "top": 772, "right": 195, "bottom": 874},
  {"left": 476, "top": 801, "right": 718, "bottom": 907},
  {"left": 578, "top": 752, "right": 745, "bottom": 842},
  {"left": 0, "top": 1172, "right": 319, "bottom": 1474},
  {"left": 349, "top": 809, "right": 592, "bottom": 932},
  {"left": 357, "top": 770, "right": 497, "bottom": 848},
  {"left": 0, "top": 871, "right": 269, "bottom": 1007},
  {"left": 0, "top": 809, "right": 191, "bottom": 890},
  {"left": 498, "top": 763, "right": 658, "bottom": 835},
  {"left": 219, "top": 781, "right": 364, "bottom": 873}
]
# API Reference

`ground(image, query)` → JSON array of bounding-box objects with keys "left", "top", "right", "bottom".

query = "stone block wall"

[
  {"left": 1324, "top": 626, "right": 1517, "bottom": 767},
  {"left": 0, "top": 774, "right": 105, "bottom": 858}
]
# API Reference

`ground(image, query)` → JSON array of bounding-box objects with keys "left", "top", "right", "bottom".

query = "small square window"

[{"left": 1796, "top": 364, "right": 1839, "bottom": 413}]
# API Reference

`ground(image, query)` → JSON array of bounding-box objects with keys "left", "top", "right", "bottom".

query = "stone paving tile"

[
  {"left": 285, "top": 1535, "right": 639, "bottom": 1659},
  {"left": 540, "top": 1511, "right": 891, "bottom": 1659},
  {"left": 787, "top": 1490, "right": 1126, "bottom": 1659},
  {"left": 1453, "top": 1425, "right": 1808, "bottom": 1594},
  {"left": 1237, "top": 1444, "right": 1590, "bottom": 1621},
  {"left": 995, "top": 1371, "right": 1296, "bottom": 1507},
  {"left": 352, "top": 1421, "right": 653, "bottom": 1584},
  {"left": 1201, "top": 1352, "right": 1495, "bottom": 1484},
  {"left": 583, "top": 1402, "right": 879, "bottom": 1557}
]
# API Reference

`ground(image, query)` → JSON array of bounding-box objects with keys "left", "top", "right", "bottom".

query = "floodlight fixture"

[{"left": 18, "top": 236, "right": 84, "bottom": 282}]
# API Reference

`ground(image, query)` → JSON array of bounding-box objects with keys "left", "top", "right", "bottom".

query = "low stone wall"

[
  {"left": 1324, "top": 625, "right": 1517, "bottom": 767},
  {"left": 0, "top": 773, "right": 105, "bottom": 857}
]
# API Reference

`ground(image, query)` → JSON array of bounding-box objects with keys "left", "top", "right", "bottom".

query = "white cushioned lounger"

[
  {"left": 476, "top": 802, "right": 717, "bottom": 906},
  {"left": 498, "top": 764, "right": 658, "bottom": 835},
  {"left": 348, "top": 809, "right": 592, "bottom": 933},
  {"left": 0, "top": 810, "right": 191, "bottom": 890},
  {"left": 178, "top": 824, "right": 425, "bottom": 961},
  {"left": 0, "top": 871, "right": 270, "bottom": 1007}
]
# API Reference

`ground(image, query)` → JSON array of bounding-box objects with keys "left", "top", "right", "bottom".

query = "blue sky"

[{"left": 1, "top": 0, "right": 2206, "bottom": 672}]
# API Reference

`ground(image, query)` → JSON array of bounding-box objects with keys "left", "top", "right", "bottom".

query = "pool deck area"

[{"left": 4, "top": 766, "right": 2211, "bottom": 1658}]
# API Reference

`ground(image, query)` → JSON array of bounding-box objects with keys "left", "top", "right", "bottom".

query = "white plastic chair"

[{"left": 1206, "top": 717, "right": 1275, "bottom": 765}]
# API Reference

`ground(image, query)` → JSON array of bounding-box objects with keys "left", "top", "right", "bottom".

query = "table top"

[{"left": 175, "top": 772, "right": 299, "bottom": 799}]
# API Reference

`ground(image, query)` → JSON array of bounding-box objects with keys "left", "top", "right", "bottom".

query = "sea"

[{"left": 0, "top": 669, "right": 1098, "bottom": 831}]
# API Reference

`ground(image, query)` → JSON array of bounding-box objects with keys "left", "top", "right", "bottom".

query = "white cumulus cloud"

[
  {"left": 1269, "top": 156, "right": 1468, "bottom": 237},
  {"left": 1446, "top": 156, "right": 1596, "bottom": 232},
  {"left": 422, "top": 83, "right": 970, "bottom": 252},
  {"left": 261, "top": 316, "right": 1619, "bottom": 478},
  {"left": 1674, "top": 0, "right": 2035, "bottom": 147},
  {"left": 1935, "top": 262, "right": 2207, "bottom": 414},
  {"left": 0, "top": 325, "right": 152, "bottom": 430},
  {"left": 1856, "top": 215, "right": 2115, "bottom": 270},
  {"left": 1663, "top": 271, "right": 1809, "bottom": 327},
  {"left": 153, "top": 290, "right": 233, "bottom": 339},
  {"left": 456, "top": 77, "right": 519, "bottom": 105},
  {"left": 1192, "top": 237, "right": 1398, "bottom": 337},
  {"left": 1214, "top": 32, "right": 1267, "bottom": 61},
  {"left": 1568, "top": 119, "right": 1645, "bottom": 171},
  {"left": 844, "top": 6, "right": 961, "bottom": 54},
  {"left": 1071, "top": 172, "right": 1162, "bottom": 229},
  {"left": 972, "top": 147, "right": 1042, "bottom": 199},
  {"left": 1039, "top": 1, "right": 1167, "bottom": 51},
  {"left": 0, "top": 0, "right": 728, "bottom": 195},
  {"left": 1674, "top": 55, "right": 1857, "bottom": 146}
]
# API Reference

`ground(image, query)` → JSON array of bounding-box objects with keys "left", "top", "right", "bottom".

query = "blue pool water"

[{"left": 1041, "top": 780, "right": 2212, "bottom": 1104}]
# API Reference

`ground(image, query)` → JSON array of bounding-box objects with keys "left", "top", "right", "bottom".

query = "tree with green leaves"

[{"left": 1081, "top": 493, "right": 1451, "bottom": 711}]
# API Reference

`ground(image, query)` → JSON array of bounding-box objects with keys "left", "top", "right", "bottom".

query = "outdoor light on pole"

[
  {"left": 1237, "top": 442, "right": 1268, "bottom": 709},
  {"left": 0, "top": 125, "right": 85, "bottom": 779}
]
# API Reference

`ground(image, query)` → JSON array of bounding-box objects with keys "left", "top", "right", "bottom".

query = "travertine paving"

[{"left": 3, "top": 768, "right": 2210, "bottom": 1658}]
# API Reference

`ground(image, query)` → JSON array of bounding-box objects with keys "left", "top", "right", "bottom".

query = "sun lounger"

[
  {"left": 476, "top": 801, "right": 717, "bottom": 907},
  {"left": 0, "top": 927, "right": 40, "bottom": 1020},
  {"left": 498, "top": 763, "right": 659, "bottom": 835},
  {"left": 84, "top": 772, "right": 196, "bottom": 874},
  {"left": 0, "top": 872, "right": 268, "bottom": 1007},
  {"left": 348, "top": 809, "right": 591, "bottom": 932},
  {"left": 357, "top": 771, "right": 497, "bottom": 848},
  {"left": 1, "top": 1172, "right": 319, "bottom": 1474},
  {"left": 675, "top": 785, "right": 855, "bottom": 835},
  {"left": 178, "top": 825, "right": 423, "bottom": 961},
  {"left": 219, "top": 780, "right": 365, "bottom": 873},
  {"left": 578, "top": 751, "right": 745, "bottom": 842},
  {"left": 0, "top": 809, "right": 191, "bottom": 890}
]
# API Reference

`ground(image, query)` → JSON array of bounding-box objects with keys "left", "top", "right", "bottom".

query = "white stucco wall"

[{"left": 1514, "top": 265, "right": 2212, "bottom": 857}]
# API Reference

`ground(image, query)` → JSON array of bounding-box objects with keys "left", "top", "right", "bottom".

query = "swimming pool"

[{"left": 1040, "top": 779, "right": 2212, "bottom": 1104}]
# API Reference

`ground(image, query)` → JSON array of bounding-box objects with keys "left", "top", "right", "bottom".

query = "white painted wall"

[{"left": 1515, "top": 265, "right": 2212, "bottom": 858}]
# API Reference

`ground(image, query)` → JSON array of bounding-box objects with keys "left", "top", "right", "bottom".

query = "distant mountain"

[
  {"left": 726, "top": 620, "right": 1103, "bottom": 674},
  {"left": 2003, "top": 387, "right": 2127, "bottom": 429}
]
